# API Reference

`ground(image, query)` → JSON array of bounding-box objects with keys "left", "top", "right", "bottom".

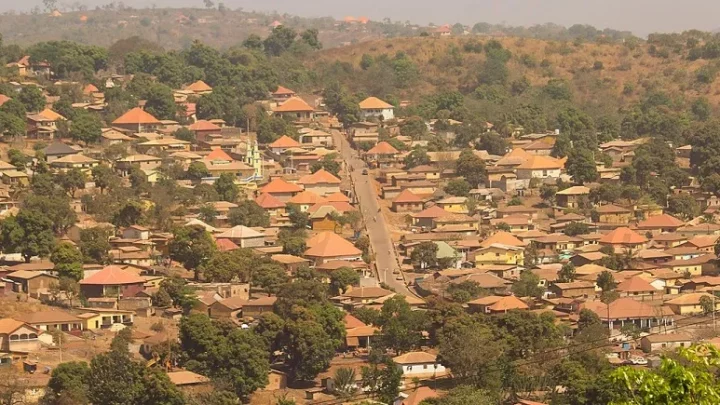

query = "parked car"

[
  {"left": 628, "top": 357, "right": 648, "bottom": 366},
  {"left": 362, "top": 169, "right": 368, "bottom": 175}
]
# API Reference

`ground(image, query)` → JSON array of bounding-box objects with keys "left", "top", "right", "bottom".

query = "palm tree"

[{"left": 332, "top": 367, "right": 357, "bottom": 398}]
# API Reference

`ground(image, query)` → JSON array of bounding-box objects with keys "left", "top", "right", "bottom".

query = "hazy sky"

[{"left": 12, "top": 0, "right": 720, "bottom": 36}]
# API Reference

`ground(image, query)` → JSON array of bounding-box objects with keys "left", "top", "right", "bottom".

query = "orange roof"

[
  {"left": 305, "top": 232, "right": 362, "bottom": 258},
  {"left": 326, "top": 192, "right": 351, "bottom": 203},
  {"left": 112, "top": 107, "right": 161, "bottom": 125},
  {"left": 215, "top": 238, "right": 239, "bottom": 251},
  {"left": 261, "top": 178, "right": 303, "bottom": 194},
  {"left": 269, "top": 135, "right": 301, "bottom": 149},
  {"left": 205, "top": 149, "right": 233, "bottom": 161},
  {"left": 83, "top": 83, "right": 99, "bottom": 94},
  {"left": 393, "top": 189, "right": 423, "bottom": 204},
  {"left": 272, "top": 86, "right": 296, "bottom": 95},
  {"left": 412, "top": 205, "right": 449, "bottom": 219},
  {"left": 367, "top": 141, "right": 399, "bottom": 155},
  {"left": 344, "top": 313, "right": 367, "bottom": 329},
  {"left": 39, "top": 108, "right": 65, "bottom": 121},
  {"left": 0, "top": 318, "right": 32, "bottom": 334},
  {"left": 0, "top": 94, "right": 9, "bottom": 106},
  {"left": 274, "top": 97, "right": 314, "bottom": 113},
  {"left": 288, "top": 190, "right": 327, "bottom": 205},
  {"left": 79, "top": 265, "right": 145, "bottom": 285},
  {"left": 480, "top": 231, "right": 525, "bottom": 248},
  {"left": 255, "top": 193, "right": 286, "bottom": 209},
  {"left": 468, "top": 295, "right": 529, "bottom": 311},
  {"left": 637, "top": 214, "right": 685, "bottom": 229},
  {"left": 308, "top": 201, "right": 356, "bottom": 214},
  {"left": 189, "top": 120, "right": 221, "bottom": 131},
  {"left": 516, "top": 155, "right": 563, "bottom": 170},
  {"left": 359, "top": 96, "right": 393, "bottom": 110},
  {"left": 402, "top": 387, "right": 438, "bottom": 405},
  {"left": 299, "top": 169, "right": 341, "bottom": 185},
  {"left": 599, "top": 227, "right": 648, "bottom": 245},
  {"left": 185, "top": 80, "right": 212, "bottom": 92},
  {"left": 583, "top": 297, "right": 673, "bottom": 320},
  {"left": 616, "top": 275, "right": 658, "bottom": 293}
]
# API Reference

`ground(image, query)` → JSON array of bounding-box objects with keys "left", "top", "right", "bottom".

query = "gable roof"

[
  {"left": 393, "top": 351, "right": 437, "bottom": 364},
  {"left": 0, "top": 318, "right": 35, "bottom": 335},
  {"left": 480, "top": 231, "right": 525, "bottom": 248},
  {"left": 516, "top": 155, "right": 562, "bottom": 170},
  {"left": 44, "top": 142, "right": 78, "bottom": 156},
  {"left": 288, "top": 190, "right": 327, "bottom": 205},
  {"left": 205, "top": 148, "right": 233, "bottom": 161},
  {"left": 412, "top": 205, "right": 450, "bottom": 219},
  {"left": 299, "top": 169, "right": 341, "bottom": 185},
  {"left": 215, "top": 238, "right": 239, "bottom": 251},
  {"left": 583, "top": 297, "right": 673, "bottom": 320},
  {"left": 0, "top": 94, "right": 10, "bottom": 106},
  {"left": 393, "top": 189, "right": 423, "bottom": 204},
  {"left": 599, "top": 227, "right": 648, "bottom": 245},
  {"left": 595, "top": 204, "right": 632, "bottom": 214},
  {"left": 468, "top": 295, "right": 529, "bottom": 311},
  {"left": 39, "top": 108, "right": 66, "bottom": 121},
  {"left": 616, "top": 275, "right": 658, "bottom": 293},
  {"left": 326, "top": 191, "right": 351, "bottom": 203},
  {"left": 304, "top": 232, "right": 362, "bottom": 258},
  {"left": 83, "top": 83, "right": 99, "bottom": 94},
  {"left": 112, "top": 107, "right": 161, "bottom": 125},
  {"left": 261, "top": 178, "right": 303, "bottom": 194},
  {"left": 637, "top": 214, "right": 685, "bottom": 229},
  {"left": 344, "top": 313, "right": 367, "bottom": 329},
  {"left": 79, "top": 265, "right": 144, "bottom": 285},
  {"left": 255, "top": 193, "right": 286, "bottom": 209},
  {"left": 359, "top": 96, "right": 393, "bottom": 110},
  {"left": 272, "top": 86, "right": 296, "bottom": 95},
  {"left": 216, "top": 225, "right": 264, "bottom": 239},
  {"left": 184, "top": 80, "right": 212, "bottom": 92},
  {"left": 17, "top": 310, "right": 81, "bottom": 324},
  {"left": 188, "top": 120, "right": 221, "bottom": 131},
  {"left": 269, "top": 135, "right": 301, "bottom": 149},
  {"left": 274, "top": 97, "right": 314, "bottom": 113},
  {"left": 367, "top": 141, "right": 399, "bottom": 155},
  {"left": 556, "top": 185, "right": 590, "bottom": 195}
]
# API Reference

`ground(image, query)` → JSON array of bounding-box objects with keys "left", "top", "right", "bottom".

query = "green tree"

[
  {"left": 111, "top": 200, "right": 145, "bottom": 228},
  {"left": 400, "top": 116, "right": 428, "bottom": 139},
  {"left": 511, "top": 270, "right": 545, "bottom": 298},
  {"left": 446, "top": 281, "right": 485, "bottom": 303},
  {"left": 566, "top": 148, "right": 598, "bottom": 184},
  {"left": 18, "top": 85, "right": 45, "bottom": 112},
  {"left": 214, "top": 173, "right": 239, "bottom": 202},
  {"left": 252, "top": 260, "right": 288, "bottom": 295},
  {"left": 0, "top": 209, "right": 55, "bottom": 262},
  {"left": 477, "top": 132, "right": 509, "bottom": 155},
  {"left": 403, "top": 146, "right": 431, "bottom": 169},
  {"left": 667, "top": 194, "right": 700, "bottom": 220},
  {"left": 56, "top": 168, "right": 86, "bottom": 197},
  {"left": 456, "top": 148, "right": 487, "bottom": 187},
  {"left": 421, "top": 386, "right": 496, "bottom": 405},
  {"left": 43, "top": 361, "right": 90, "bottom": 405},
  {"left": 0, "top": 98, "right": 27, "bottom": 119},
  {"left": 410, "top": 241, "right": 438, "bottom": 269},
  {"left": 79, "top": 226, "right": 112, "bottom": 264},
  {"left": 361, "top": 357, "right": 403, "bottom": 404},
  {"left": 310, "top": 155, "right": 341, "bottom": 177},
  {"left": 169, "top": 225, "right": 217, "bottom": 279},
  {"left": 91, "top": 165, "right": 120, "bottom": 194},
  {"left": 329, "top": 267, "right": 360, "bottom": 294},
  {"left": 51, "top": 242, "right": 83, "bottom": 280},
  {"left": 287, "top": 205, "right": 309, "bottom": 230},
  {"left": 444, "top": 178, "right": 471, "bottom": 196},
  {"left": 228, "top": 200, "right": 270, "bottom": 227},
  {"left": 300, "top": 28, "right": 322, "bottom": 50},
  {"left": 264, "top": 25, "right": 297, "bottom": 56},
  {"left": 186, "top": 161, "right": 210, "bottom": 181},
  {"left": 0, "top": 112, "right": 27, "bottom": 138},
  {"left": 70, "top": 111, "right": 102, "bottom": 145},
  {"left": 142, "top": 83, "right": 176, "bottom": 120},
  {"left": 558, "top": 263, "right": 577, "bottom": 283},
  {"left": 278, "top": 229, "right": 307, "bottom": 255},
  {"left": 564, "top": 221, "right": 590, "bottom": 236},
  {"left": 596, "top": 270, "right": 617, "bottom": 293},
  {"left": 376, "top": 296, "right": 425, "bottom": 354},
  {"left": 438, "top": 317, "right": 504, "bottom": 386}
]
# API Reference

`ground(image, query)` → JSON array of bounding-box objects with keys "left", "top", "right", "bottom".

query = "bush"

[
  {"left": 593, "top": 61, "right": 604, "bottom": 70},
  {"left": 150, "top": 321, "right": 166, "bottom": 332}
]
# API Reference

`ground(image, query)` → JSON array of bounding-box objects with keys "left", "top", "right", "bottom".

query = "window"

[
  {"left": 423, "top": 365, "right": 428, "bottom": 369},
  {"left": 9, "top": 334, "right": 18, "bottom": 341},
  {"left": 406, "top": 366, "right": 412, "bottom": 371}
]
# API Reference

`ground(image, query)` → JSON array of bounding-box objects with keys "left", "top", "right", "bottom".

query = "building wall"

[
  {"left": 360, "top": 108, "right": 394, "bottom": 121},
  {"left": 397, "top": 362, "right": 446, "bottom": 376},
  {"left": 392, "top": 202, "right": 423, "bottom": 212},
  {"left": 516, "top": 168, "right": 561, "bottom": 180},
  {"left": 239, "top": 237, "right": 265, "bottom": 249},
  {"left": 304, "top": 184, "right": 340, "bottom": 197},
  {"left": 312, "top": 217, "right": 338, "bottom": 232}
]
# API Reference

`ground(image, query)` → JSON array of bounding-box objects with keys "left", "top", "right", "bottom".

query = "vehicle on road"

[
  {"left": 362, "top": 169, "right": 368, "bottom": 175},
  {"left": 628, "top": 357, "right": 648, "bottom": 366}
]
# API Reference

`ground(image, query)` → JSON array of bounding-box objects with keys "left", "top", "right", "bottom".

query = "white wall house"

[
  {"left": 359, "top": 97, "right": 395, "bottom": 121},
  {"left": 393, "top": 352, "right": 447, "bottom": 377}
]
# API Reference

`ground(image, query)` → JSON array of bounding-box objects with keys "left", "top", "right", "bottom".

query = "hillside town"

[{"left": 1, "top": 14, "right": 720, "bottom": 405}]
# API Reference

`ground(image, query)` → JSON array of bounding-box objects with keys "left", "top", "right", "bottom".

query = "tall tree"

[
  {"left": 169, "top": 225, "right": 217, "bottom": 279},
  {"left": 456, "top": 149, "right": 487, "bottom": 187},
  {"left": 214, "top": 173, "right": 239, "bottom": 202},
  {"left": 51, "top": 242, "right": 83, "bottom": 280},
  {"left": 70, "top": 111, "right": 102, "bottom": 145},
  {"left": 0, "top": 209, "right": 56, "bottom": 262}
]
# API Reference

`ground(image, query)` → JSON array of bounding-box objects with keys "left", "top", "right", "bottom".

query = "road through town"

[{"left": 331, "top": 130, "right": 410, "bottom": 294}]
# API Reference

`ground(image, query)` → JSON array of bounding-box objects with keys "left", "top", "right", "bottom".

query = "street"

[{"left": 331, "top": 130, "right": 410, "bottom": 294}]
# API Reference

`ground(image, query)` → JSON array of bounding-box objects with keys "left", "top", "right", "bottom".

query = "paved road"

[{"left": 331, "top": 130, "right": 410, "bottom": 294}]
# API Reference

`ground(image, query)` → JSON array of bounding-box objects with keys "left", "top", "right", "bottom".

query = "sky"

[{"left": 11, "top": 0, "right": 720, "bottom": 36}]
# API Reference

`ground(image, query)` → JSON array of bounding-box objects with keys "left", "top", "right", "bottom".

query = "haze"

[{"left": 10, "top": 0, "right": 720, "bottom": 36}]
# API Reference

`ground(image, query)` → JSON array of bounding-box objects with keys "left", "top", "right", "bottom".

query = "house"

[
  {"left": 272, "top": 97, "right": 314, "bottom": 121},
  {"left": 298, "top": 169, "right": 341, "bottom": 196},
  {"left": 299, "top": 129, "right": 333, "bottom": 147},
  {"left": 581, "top": 297, "right": 674, "bottom": 330},
  {"left": 137, "top": 137, "right": 191, "bottom": 154},
  {"left": 467, "top": 295, "right": 529, "bottom": 314},
  {"left": 407, "top": 165, "right": 441, "bottom": 180},
  {"left": 640, "top": 333, "right": 693, "bottom": 353},
  {"left": 548, "top": 281, "right": 596, "bottom": 298},
  {"left": 366, "top": 141, "right": 400, "bottom": 168},
  {"left": 2, "top": 170, "right": 29, "bottom": 186},
  {"left": 184, "top": 80, "right": 213, "bottom": 95},
  {"left": 78, "top": 308, "right": 134, "bottom": 329},
  {"left": 100, "top": 129, "right": 134, "bottom": 147},
  {"left": 43, "top": 142, "right": 80, "bottom": 163},
  {"left": 265, "top": 369, "right": 289, "bottom": 391},
  {"left": 6, "top": 271, "right": 58, "bottom": 297},
  {"left": 268, "top": 135, "right": 301, "bottom": 154},
  {"left": 242, "top": 296, "right": 278, "bottom": 318},
  {"left": 436, "top": 197, "right": 468, "bottom": 214},
  {"left": 395, "top": 386, "right": 438, "bottom": 405},
  {"left": 637, "top": 214, "right": 685, "bottom": 234},
  {"left": 304, "top": 232, "right": 363, "bottom": 265},
  {"left": 339, "top": 286, "right": 393, "bottom": 304},
  {"left": 0, "top": 319, "right": 41, "bottom": 353},
  {"left": 112, "top": 107, "right": 162, "bottom": 133},
  {"left": 79, "top": 266, "right": 146, "bottom": 298},
  {"left": 188, "top": 120, "right": 221, "bottom": 142},
  {"left": 26, "top": 112, "right": 58, "bottom": 139},
  {"left": 595, "top": 204, "right": 633, "bottom": 224},
  {"left": 515, "top": 155, "right": 563, "bottom": 180},
  {"left": 472, "top": 244, "right": 524, "bottom": 266},
  {"left": 116, "top": 154, "right": 163, "bottom": 174},
  {"left": 167, "top": 370, "right": 211, "bottom": 392},
  {"left": 665, "top": 293, "right": 720, "bottom": 315},
  {"left": 393, "top": 352, "right": 446, "bottom": 377},
  {"left": 216, "top": 226, "right": 265, "bottom": 248},
  {"left": 16, "top": 311, "right": 83, "bottom": 332},
  {"left": 359, "top": 97, "right": 395, "bottom": 121},
  {"left": 209, "top": 296, "right": 246, "bottom": 319},
  {"left": 599, "top": 227, "right": 648, "bottom": 252},
  {"left": 555, "top": 186, "right": 590, "bottom": 209},
  {"left": 661, "top": 254, "right": 714, "bottom": 276},
  {"left": 122, "top": 225, "right": 150, "bottom": 240},
  {"left": 309, "top": 205, "right": 342, "bottom": 232},
  {"left": 271, "top": 86, "right": 296, "bottom": 100},
  {"left": 260, "top": 178, "right": 303, "bottom": 202},
  {"left": 49, "top": 154, "right": 99, "bottom": 173},
  {"left": 255, "top": 193, "right": 287, "bottom": 217},
  {"left": 616, "top": 276, "right": 660, "bottom": 299},
  {"left": 344, "top": 313, "right": 379, "bottom": 349},
  {"left": 411, "top": 206, "right": 449, "bottom": 228},
  {"left": 392, "top": 190, "right": 424, "bottom": 212}
]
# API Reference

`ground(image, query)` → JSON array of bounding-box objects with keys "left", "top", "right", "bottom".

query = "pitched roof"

[
  {"left": 599, "top": 227, "right": 648, "bottom": 245},
  {"left": 367, "top": 141, "right": 399, "bottom": 155},
  {"left": 255, "top": 193, "right": 286, "bottom": 209},
  {"left": 344, "top": 313, "right": 367, "bottom": 329},
  {"left": 556, "top": 185, "right": 590, "bottom": 195},
  {"left": 402, "top": 387, "right": 438, "bottom": 405},
  {"left": 393, "top": 351, "right": 437, "bottom": 365},
  {"left": 17, "top": 310, "right": 81, "bottom": 324},
  {"left": 595, "top": 204, "right": 632, "bottom": 214},
  {"left": 184, "top": 80, "right": 212, "bottom": 92},
  {"left": 359, "top": 96, "right": 393, "bottom": 109},
  {"left": 261, "top": 178, "right": 303, "bottom": 194},
  {"left": 468, "top": 295, "right": 530, "bottom": 311},
  {"left": 44, "top": 142, "right": 78, "bottom": 156},
  {"left": 480, "top": 231, "right": 525, "bottom": 248},
  {"left": 83, "top": 83, "right": 99, "bottom": 94},
  {"left": 304, "top": 232, "right": 362, "bottom": 258},
  {"left": 0, "top": 318, "right": 33, "bottom": 335},
  {"left": 412, "top": 205, "right": 450, "bottom": 219},
  {"left": 272, "top": 86, "right": 296, "bottom": 95},
  {"left": 215, "top": 238, "right": 239, "bottom": 251},
  {"left": 637, "top": 214, "right": 685, "bottom": 229},
  {"left": 516, "top": 155, "right": 563, "bottom": 170},
  {"left": 39, "top": 108, "right": 65, "bottom": 121},
  {"left": 79, "top": 265, "right": 145, "bottom": 285},
  {"left": 616, "top": 275, "right": 658, "bottom": 293},
  {"left": 269, "top": 135, "right": 301, "bottom": 148},
  {"left": 112, "top": 107, "right": 161, "bottom": 125},
  {"left": 666, "top": 292, "right": 714, "bottom": 306},
  {"left": 326, "top": 192, "right": 351, "bottom": 203},
  {"left": 167, "top": 370, "right": 210, "bottom": 386},
  {"left": 393, "top": 189, "right": 423, "bottom": 204},
  {"left": 0, "top": 94, "right": 10, "bottom": 106},
  {"left": 51, "top": 154, "right": 99, "bottom": 164},
  {"left": 308, "top": 201, "right": 355, "bottom": 214},
  {"left": 299, "top": 169, "right": 341, "bottom": 185},
  {"left": 188, "top": 120, "right": 221, "bottom": 131},
  {"left": 216, "top": 225, "right": 264, "bottom": 239},
  {"left": 288, "top": 190, "right": 327, "bottom": 205},
  {"left": 274, "top": 97, "right": 314, "bottom": 113},
  {"left": 205, "top": 148, "right": 233, "bottom": 161},
  {"left": 582, "top": 297, "right": 673, "bottom": 320}
]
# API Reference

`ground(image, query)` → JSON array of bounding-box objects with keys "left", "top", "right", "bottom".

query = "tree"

[
  {"left": 79, "top": 226, "right": 111, "bottom": 264},
  {"left": 70, "top": 111, "right": 102, "bottom": 145},
  {"left": 0, "top": 209, "right": 55, "bottom": 262},
  {"left": 143, "top": 83, "right": 176, "bottom": 120},
  {"left": 477, "top": 132, "right": 509, "bottom": 155},
  {"left": 287, "top": 205, "right": 309, "bottom": 230},
  {"left": 283, "top": 305, "right": 344, "bottom": 381},
  {"left": 278, "top": 229, "right": 307, "bottom": 255},
  {"left": 310, "top": 155, "right": 341, "bottom": 177},
  {"left": 198, "top": 204, "right": 218, "bottom": 226},
  {"left": 596, "top": 270, "right": 617, "bottom": 293},
  {"left": 421, "top": 386, "right": 496, "bottom": 405},
  {"left": 566, "top": 148, "right": 598, "bottom": 184},
  {"left": 558, "top": 263, "right": 577, "bottom": 283},
  {"left": 169, "top": 225, "right": 216, "bottom": 279},
  {"left": 456, "top": 149, "right": 486, "bottom": 187},
  {"left": 214, "top": 173, "right": 239, "bottom": 202},
  {"left": 403, "top": 146, "right": 431, "bottom": 169},
  {"left": 438, "top": 317, "right": 504, "bottom": 386},
  {"left": 111, "top": 200, "right": 144, "bottom": 228},
  {"left": 361, "top": 358, "right": 402, "bottom": 404},
  {"left": 264, "top": 25, "right": 297, "bottom": 56},
  {"left": 376, "top": 296, "right": 425, "bottom": 354},
  {"left": 410, "top": 241, "right": 438, "bottom": 269},
  {"left": 57, "top": 277, "right": 80, "bottom": 308},
  {"left": 0, "top": 112, "right": 27, "bottom": 138},
  {"left": 252, "top": 261, "right": 288, "bottom": 295},
  {"left": 446, "top": 281, "right": 485, "bottom": 303},
  {"left": 186, "top": 161, "right": 210, "bottom": 181},
  {"left": 400, "top": 116, "right": 428, "bottom": 139},
  {"left": 57, "top": 168, "right": 86, "bottom": 197},
  {"left": 332, "top": 368, "right": 357, "bottom": 398},
  {"left": 667, "top": 194, "right": 700, "bottom": 220},
  {"left": 511, "top": 270, "right": 545, "bottom": 298},
  {"left": 700, "top": 295, "right": 716, "bottom": 315},
  {"left": 18, "top": 85, "right": 45, "bottom": 112},
  {"left": 91, "top": 165, "right": 120, "bottom": 194},
  {"left": 300, "top": 28, "right": 322, "bottom": 50},
  {"left": 51, "top": 242, "right": 83, "bottom": 280},
  {"left": 564, "top": 221, "right": 590, "bottom": 236},
  {"left": 0, "top": 98, "right": 26, "bottom": 119},
  {"left": 329, "top": 267, "right": 360, "bottom": 294},
  {"left": 43, "top": 361, "right": 90, "bottom": 405},
  {"left": 7, "top": 148, "right": 29, "bottom": 170},
  {"left": 444, "top": 178, "right": 471, "bottom": 196},
  {"left": 228, "top": 200, "right": 270, "bottom": 227},
  {"left": 174, "top": 127, "right": 196, "bottom": 143}
]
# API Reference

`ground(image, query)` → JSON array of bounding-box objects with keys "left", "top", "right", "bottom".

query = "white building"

[
  {"left": 359, "top": 97, "right": 395, "bottom": 121},
  {"left": 392, "top": 352, "right": 446, "bottom": 377}
]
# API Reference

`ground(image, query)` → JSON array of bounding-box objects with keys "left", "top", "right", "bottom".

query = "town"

[{"left": 0, "top": 6, "right": 719, "bottom": 405}]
